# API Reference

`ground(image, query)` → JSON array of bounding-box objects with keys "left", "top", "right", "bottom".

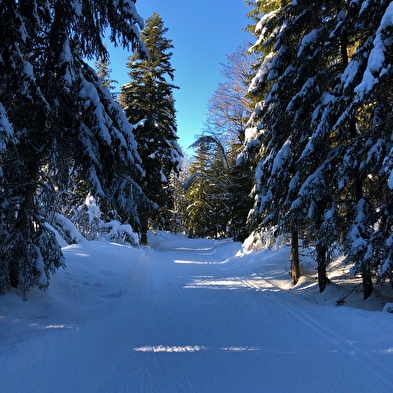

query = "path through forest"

[{"left": 0, "top": 232, "right": 392, "bottom": 392}]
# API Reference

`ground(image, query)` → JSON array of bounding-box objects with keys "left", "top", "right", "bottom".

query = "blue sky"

[{"left": 107, "top": 1, "right": 251, "bottom": 155}]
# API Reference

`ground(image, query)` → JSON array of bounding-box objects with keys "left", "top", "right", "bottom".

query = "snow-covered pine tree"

[
  {"left": 0, "top": 0, "right": 146, "bottom": 295},
  {"left": 289, "top": 0, "right": 393, "bottom": 298},
  {"left": 332, "top": 1, "right": 393, "bottom": 298},
  {"left": 240, "top": 0, "right": 304, "bottom": 283},
  {"left": 244, "top": 0, "right": 393, "bottom": 297},
  {"left": 120, "top": 12, "right": 182, "bottom": 245},
  {"left": 0, "top": 0, "right": 64, "bottom": 295},
  {"left": 282, "top": 0, "right": 376, "bottom": 295},
  {"left": 242, "top": 0, "right": 358, "bottom": 289},
  {"left": 276, "top": 0, "right": 357, "bottom": 291}
]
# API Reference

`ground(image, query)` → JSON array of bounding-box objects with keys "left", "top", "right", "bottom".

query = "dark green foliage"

[
  {"left": 185, "top": 138, "right": 220, "bottom": 238},
  {"left": 183, "top": 43, "right": 255, "bottom": 240},
  {"left": 0, "top": 0, "right": 146, "bottom": 295},
  {"left": 95, "top": 56, "right": 119, "bottom": 97},
  {"left": 120, "top": 12, "right": 182, "bottom": 243},
  {"left": 242, "top": 0, "right": 393, "bottom": 296}
]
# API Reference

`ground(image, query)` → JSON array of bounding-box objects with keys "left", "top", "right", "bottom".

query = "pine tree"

[
  {"left": 286, "top": 1, "right": 393, "bottom": 297},
  {"left": 197, "top": 43, "right": 255, "bottom": 241},
  {"left": 241, "top": 1, "right": 353, "bottom": 289},
  {"left": 243, "top": 0, "right": 393, "bottom": 297},
  {"left": 227, "top": 137, "right": 254, "bottom": 242},
  {"left": 120, "top": 12, "right": 182, "bottom": 245},
  {"left": 184, "top": 135, "right": 233, "bottom": 239},
  {"left": 334, "top": 1, "right": 393, "bottom": 298},
  {"left": 184, "top": 139, "right": 213, "bottom": 238},
  {"left": 206, "top": 142, "right": 231, "bottom": 239},
  {"left": 240, "top": 0, "right": 304, "bottom": 284},
  {"left": 0, "top": 0, "right": 146, "bottom": 295},
  {"left": 95, "top": 56, "right": 119, "bottom": 98}
]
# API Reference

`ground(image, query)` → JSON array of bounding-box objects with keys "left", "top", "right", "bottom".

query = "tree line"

[
  {"left": 0, "top": 3, "right": 179, "bottom": 296},
  {"left": 1, "top": 1, "right": 393, "bottom": 301},
  {"left": 180, "top": 0, "right": 393, "bottom": 300}
]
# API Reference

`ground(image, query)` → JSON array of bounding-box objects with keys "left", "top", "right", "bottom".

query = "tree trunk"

[
  {"left": 140, "top": 232, "right": 148, "bottom": 246},
  {"left": 316, "top": 243, "right": 329, "bottom": 293},
  {"left": 290, "top": 229, "right": 300, "bottom": 285},
  {"left": 10, "top": 181, "right": 36, "bottom": 288},
  {"left": 362, "top": 263, "right": 373, "bottom": 300},
  {"left": 140, "top": 212, "right": 148, "bottom": 246},
  {"left": 349, "top": 116, "right": 372, "bottom": 300}
]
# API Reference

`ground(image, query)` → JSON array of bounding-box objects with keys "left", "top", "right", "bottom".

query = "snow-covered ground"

[{"left": 1, "top": 231, "right": 392, "bottom": 392}]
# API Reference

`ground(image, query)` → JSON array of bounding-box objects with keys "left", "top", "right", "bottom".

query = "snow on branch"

[{"left": 354, "top": 2, "right": 393, "bottom": 99}]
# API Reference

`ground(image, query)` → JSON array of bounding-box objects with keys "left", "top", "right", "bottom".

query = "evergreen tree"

[
  {"left": 185, "top": 136, "right": 232, "bottom": 239},
  {"left": 241, "top": 1, "right": 353, "bottom": 289},
  {"left": 334, "top": 1, "right": 393, "bottom": 297},
  {"left": 240, "top": 0, "right": 305, "bottom": 284},
  {"left": 184, "top": 139, "right": 213, "bottom": 238},
  {"left": 285, "top": 1, "right": 393, "bottom": 297},
  {"left": 190, "top": 44, "right": 255, "bottom": 241},
  {"left": 120, "top": 12, "right": 182, "bottom": 245},
  {"left": 0, "top": 0, "right": 146, "bottom": 295},
  {"left": 242, "top": 0, "right": 393, "bottom": 297},
  {"left": 95, "top": 56, "right": 119, "bottom": 98},
  {"left": 227, "top": 137, "right": 254, "bottom": 242}
]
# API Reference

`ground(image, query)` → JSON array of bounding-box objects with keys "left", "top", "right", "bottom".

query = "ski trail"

[
  {"left": 97, "top": 238, "right": 393, "bottom": 393},
  {"left": 240, "top": 277, "right": 393, "bottom": 389}
]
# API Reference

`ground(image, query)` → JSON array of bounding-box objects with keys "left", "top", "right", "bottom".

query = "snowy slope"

[{"left": 0, "top": 232, "right": 392, "bottom": 392}]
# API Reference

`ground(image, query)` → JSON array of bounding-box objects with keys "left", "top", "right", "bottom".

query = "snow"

[
  {"left": 297, "top": 28, "right": 318, "bottom": 57},
  {"left": 0, "top": 103, "right": 14, "bottom": 153},
  {"left": 271, "top": 139, "right": 291, "bottom": 175},
  {"left": 354, "top": 2, "right": 393, "bottom": 98},
  {"left": 1, "top": 231, "right": 393, "bottom": 392},
  {"left": 388, "top": 167, "right": 393, "bottom": 190},
  {"left": 248, "top": 52, "right": 275, "bottom": 93},
  {"left": 71, "top": 0, "right": 82, "bottom": 17}
]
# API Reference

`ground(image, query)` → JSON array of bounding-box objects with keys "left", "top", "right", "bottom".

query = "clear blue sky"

[{"left": 107, "top": 0, "right": 251, "bottom": 155}]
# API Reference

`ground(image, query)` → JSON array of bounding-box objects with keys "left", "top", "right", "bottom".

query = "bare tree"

[{"left": 204, "top": 41, "right": 256, "bottom": 145}]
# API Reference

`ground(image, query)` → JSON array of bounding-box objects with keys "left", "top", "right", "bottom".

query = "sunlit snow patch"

[
  {"left": 183, "top": 276, "right": 280, "bottom": 291},
  {"left": 174, "top": 259, "right": 228, "bottom": 265},
  {"left": 133, "top": 345, "right": 264, "bottom": 353},
  {"left": 134, "top": 345, "right": 207, "bottom": 353}
]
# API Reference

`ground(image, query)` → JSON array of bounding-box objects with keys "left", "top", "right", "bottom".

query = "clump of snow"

[
  {"left": 383, "top": 303, "right": 393, "bottom": 313},
  {"left": 52, "top": 195, "right": 139, "bottom": 246},
  {"left": 0, "top": 103, "right": 14, "bottom": 154},
  {"left": 248, "top": 52, "right": 275, "bottom": 93},
  {"left": 297, "top": 29, "right": 318, "bottom": 57},
  {"left": 272, "top": 139, "right": 291, "bottom": 175},
  {"left": 354, "top": 2, "right": 393, "bottom": 98}
]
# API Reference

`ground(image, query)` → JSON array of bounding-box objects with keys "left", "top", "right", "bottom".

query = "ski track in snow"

[
  {"left": 240, "top": 277, "right": 393, "bottom": 390},
  {"left": 97, "top": 236, "right": 392, "bottom": 393},
  {"left": 0, "top": 233, "right": 392, "bottom": 392}
]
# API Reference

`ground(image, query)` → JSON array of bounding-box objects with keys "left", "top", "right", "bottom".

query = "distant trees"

[
  {"left": 185, "top": 138, "right": 215, "bottom": 238},
  {"left": 0, "top": 0, "right": 146, "bottom": 295},
  {"left": 241, "top": 0, "right": 393, "bottom": 297},
  {"left": 183, "top": 44, "right": 255, "bottom": 240},
  {"left": 95, "top": 56, "right": 119, "bottom": 96},
  {"left": 120, "top": 12, "right": 182, "bottom": 245}
]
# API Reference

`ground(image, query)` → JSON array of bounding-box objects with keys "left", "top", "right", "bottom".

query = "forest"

[{"left": 1, "top": 0, "right": 393, "bottom": 301}]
